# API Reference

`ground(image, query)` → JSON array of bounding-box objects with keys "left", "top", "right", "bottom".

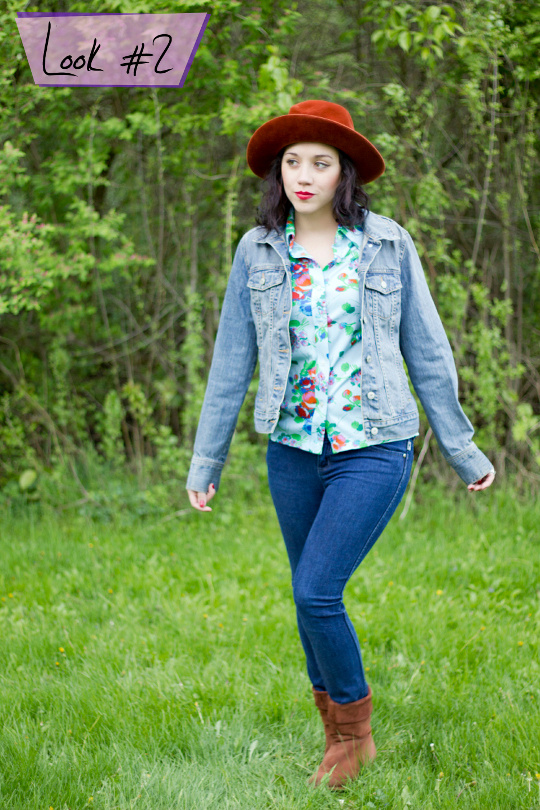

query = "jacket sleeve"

[
  {"left": 185, "top": 234, "right": 258, "bottom": 494},
  {"left": 399, "top": 228, "right": 495, "bottom": 485}
]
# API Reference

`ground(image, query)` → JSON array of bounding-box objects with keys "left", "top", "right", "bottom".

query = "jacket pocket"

[
  {"left": 247, "top": 267, "right": 286, "bottom": 319},
  {"left": 247, "top": 267, "right": 286, "bottom": 291},
  {"left": 365, "top": 273, "right": 402, "bottom": 320}
]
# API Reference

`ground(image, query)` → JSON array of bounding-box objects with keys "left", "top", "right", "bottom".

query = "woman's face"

[{"left": 281, "top": 142, "right": 342, "bottom": 217}]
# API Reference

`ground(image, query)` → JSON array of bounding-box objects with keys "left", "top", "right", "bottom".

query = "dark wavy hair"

[{"left": 254, "top": 145, "right": 370, "bottom": 237}]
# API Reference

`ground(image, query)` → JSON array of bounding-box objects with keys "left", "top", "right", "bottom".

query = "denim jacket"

[{"left": 186, "top": 210, "right": 495, "bottom": 493}]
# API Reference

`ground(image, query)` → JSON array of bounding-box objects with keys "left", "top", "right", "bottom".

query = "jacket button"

[
  {"left": 366, "top": 354, "right": 372, "bottom": 363},
  {"left": 381, "top": 279, "right": 387, "bottom": 288},
  {"left": 367, "top": 391, "right": 375, "bottom": 399},
  {"left": 371, "top": 427, "right": 378, "bottom": 435}
]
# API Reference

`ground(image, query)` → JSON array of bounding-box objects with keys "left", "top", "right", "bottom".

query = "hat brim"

[{"left": 246, "top": 113, "right": 385, "bottom": 184}]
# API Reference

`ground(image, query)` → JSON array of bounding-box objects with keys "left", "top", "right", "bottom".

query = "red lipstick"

[{"left": 296, "top": 192, "right": 314, "bottom": 199}]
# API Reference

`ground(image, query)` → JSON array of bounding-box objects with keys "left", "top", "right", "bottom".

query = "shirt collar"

[{"left": 286, "top": 205, "right": 364, "bottom": 259}]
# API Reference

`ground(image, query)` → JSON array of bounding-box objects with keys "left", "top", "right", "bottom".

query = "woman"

[{"left": 186, "top": 100, "right": 495, "bottom": 789}]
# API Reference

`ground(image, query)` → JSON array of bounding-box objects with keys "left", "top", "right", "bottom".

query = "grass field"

[{"left": 0, "top": 477, "right": 539, "bottom": 809}]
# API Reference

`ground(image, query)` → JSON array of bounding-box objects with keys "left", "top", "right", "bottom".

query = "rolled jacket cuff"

[
  {"left": 186, "top": 456, "right": 224, "bottom": 493},
  {"left": 445, "top": 442, "right": 495, "bottom": 486}
]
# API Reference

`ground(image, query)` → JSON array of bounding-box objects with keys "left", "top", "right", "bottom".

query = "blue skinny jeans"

[{"left": 266, "top": 433, "right": 415, "bottom": 704}]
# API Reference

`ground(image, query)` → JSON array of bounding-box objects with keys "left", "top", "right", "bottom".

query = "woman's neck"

[{"left": 293, "top": 206, "right": 339, "bottom": 243}]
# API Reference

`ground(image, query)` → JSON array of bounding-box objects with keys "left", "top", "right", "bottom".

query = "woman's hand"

[
  {"left": 187, "top": 483, "right": 216, "bottom": 512},
  {"left": 467, "top": 471, "right": 495, "bottom": 492}
]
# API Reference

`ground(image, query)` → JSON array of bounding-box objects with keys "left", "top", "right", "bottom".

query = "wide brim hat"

[{"left": 246, "top": 99, "right": 385, "bottom": 184}]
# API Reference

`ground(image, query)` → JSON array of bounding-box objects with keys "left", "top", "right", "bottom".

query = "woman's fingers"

[
  {"left": 187, "top": 490, "right": 201, "bottom": 509},
  {"left": 199, "top": 483, "right": 215, "bottom": 508},
  {"left": 187, "top": 484, "right": 215, "bottom": 511},
  {"left": 196, "top": 488, "right": 212, "bottom": 510},
  {"left": 467, "top": 472, "right": 495, "bottom": 492}
]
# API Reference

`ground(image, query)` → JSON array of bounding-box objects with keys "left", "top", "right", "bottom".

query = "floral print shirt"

[{"left": 270, "top": 206, "right": 405, "bottom": 453}]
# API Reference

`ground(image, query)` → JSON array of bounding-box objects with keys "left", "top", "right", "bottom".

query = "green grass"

[{"left": 0, "top": 479, "right": 539, "bottom": 809}]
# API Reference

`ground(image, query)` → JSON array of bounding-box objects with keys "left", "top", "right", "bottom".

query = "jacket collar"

[
  {"left": 252, "top": 209, "right": 401, "bottom": 247},
  {"left": 361, "top": 210, "right": 402, "bottom": 242}
]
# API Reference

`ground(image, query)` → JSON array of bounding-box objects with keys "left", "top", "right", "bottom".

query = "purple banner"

[{"left": 16, "top": 12, "right": 210, "bottom": 88}]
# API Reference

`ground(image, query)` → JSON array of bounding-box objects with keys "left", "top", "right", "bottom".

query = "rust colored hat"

[{"left": 246, "top": 99, "right": 385, "bottom": 184}]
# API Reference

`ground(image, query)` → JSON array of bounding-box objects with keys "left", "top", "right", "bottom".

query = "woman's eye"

[{"left": 286, "top": 160, "right": 329, "bottom": 168}]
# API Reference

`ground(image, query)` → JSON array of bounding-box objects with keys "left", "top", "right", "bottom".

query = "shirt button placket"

[{"left": 314, "top": 260, "right": 329, "bottom": 452}]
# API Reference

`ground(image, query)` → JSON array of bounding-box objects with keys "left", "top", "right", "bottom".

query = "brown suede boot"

[
  {"left": 312, "top": 688, "right": 332, "bottom": 754},
  {"left": 312, "top": 685, "right": 376, "bottom": 789},
  {"left": 307, "top": 688, "right": 332, "bottom": 785}
]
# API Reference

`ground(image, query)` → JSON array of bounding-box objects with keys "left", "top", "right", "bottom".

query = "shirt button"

[
  {"left": 366, "top": 354, "right": 372, "bottom": 363},
  {"left": 381, "top": 279, "right": 387, "bottom": 288},
  {"left": 367, "top": 391, "right": 375, "bottom": 399},
  {"left": 371, "top": 427, "right": 378, "bottom": 435}
]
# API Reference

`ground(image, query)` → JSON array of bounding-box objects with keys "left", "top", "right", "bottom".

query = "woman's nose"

[{"left": 297, "top": 169, "right": 313, "bottom": 184}]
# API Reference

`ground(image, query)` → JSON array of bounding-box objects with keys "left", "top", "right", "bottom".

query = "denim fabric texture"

[
  {"left": 186, "top": 209, "right": 495, "bottom": 493},
  {"left": 266, "top": 432, "right": 415, "bottom": 703}
]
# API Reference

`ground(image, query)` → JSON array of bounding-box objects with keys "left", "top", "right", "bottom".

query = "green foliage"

[
  {"left": 0, "top": 393, "right": 38, "bottom": 479},
  {"left": 369, "top": 2, "right": 463, "bottom": 67},
  {"left": 100, "top": 390, "right": 125, "bottom": 466},
  {"left": 220, "top": 41, "right": 304, "bottom": 138},
  {"left": 512, "top": 403, "right": 540, "bottom": 467},
  {"left": 180, "top": 286, "right": 207, "bottom": 445},
  {"left": 0, "top": 205, "right": 93, "bottom": 315},
  {"left": 18, "top": 468, "right": 37, "bottom": 491},
  {"left": 0, "top": 0, "right": 539, "bottom": 495}
]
